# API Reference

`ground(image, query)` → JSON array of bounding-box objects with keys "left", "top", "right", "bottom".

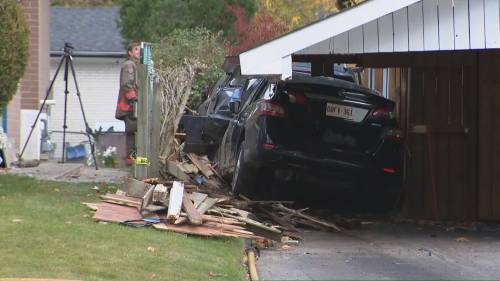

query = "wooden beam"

[
  {"left": 182, "top": 195, "right": 203, "bottom": 225},
  {"left": 167, "top": 181, "right": 184, "bottom": 223},
  {"left": 196, "top": 197, "right": 219, "bottom": 215}
]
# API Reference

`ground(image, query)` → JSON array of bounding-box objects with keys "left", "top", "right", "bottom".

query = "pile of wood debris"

[{"left": 84, "top": 151, "right": 343, "bottom": 241}]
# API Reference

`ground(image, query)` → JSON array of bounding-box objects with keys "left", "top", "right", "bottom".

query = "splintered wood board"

[
  {"left": 153, "top": 223, "right": 261, "bottom": 239},
  {"left": 187, "top": 153, "right": 214, "bottom": 178},
  {"left": 100, "top": 193, "right": 142, "bottom": 209},
  {"left": 190, "top": 192, "right": 208, "bottom": 208},
  {"left": 93, "top": 202, "right": 142, "bottom": 223}
]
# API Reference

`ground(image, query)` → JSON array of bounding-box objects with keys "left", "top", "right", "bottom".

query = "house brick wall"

[{"left": 19, "top": 0, "right": 50, "bottom": 110}]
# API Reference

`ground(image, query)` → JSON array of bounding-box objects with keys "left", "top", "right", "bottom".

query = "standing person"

[{"left": 115, "top": 42, "right": 140, "bottom": 165}]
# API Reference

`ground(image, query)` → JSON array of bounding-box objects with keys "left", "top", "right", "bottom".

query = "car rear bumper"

[{"left": 244, "top": 144, "right": 400, "bottom": 189}]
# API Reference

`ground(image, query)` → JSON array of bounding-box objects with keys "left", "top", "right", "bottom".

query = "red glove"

[{"left": 125, "top": 90, "right": 137, "bottom": 101}]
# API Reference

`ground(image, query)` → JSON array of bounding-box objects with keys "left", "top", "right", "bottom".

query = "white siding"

[
  {"left": 297, "top": 0, "right": 500, "bottom": 55},
  {"left": 48, "top": 57, "right": 122, "bottom": 159}
]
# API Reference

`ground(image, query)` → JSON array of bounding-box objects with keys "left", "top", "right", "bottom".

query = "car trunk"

[{"left": 267, "top": 84, "right": 393, "bottom": 157}]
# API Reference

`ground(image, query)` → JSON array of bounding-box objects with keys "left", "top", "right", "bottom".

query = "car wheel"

[{"left": 231, "top": 144, "right": 254, "bottom": 197}]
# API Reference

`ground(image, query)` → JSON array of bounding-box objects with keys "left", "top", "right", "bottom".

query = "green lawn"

[{"left": 0, "top": 174, "right": 246, "bottom": 281}]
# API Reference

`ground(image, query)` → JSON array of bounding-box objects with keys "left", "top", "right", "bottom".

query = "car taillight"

[
  {"left": 384, "top": 128, "right": 404, "bottom": 141},
  {"left": 372, "top": 106, "right": 395, "bottom": 119},
  {"left": 258, "top": 100, "right": 287, "bottom": 118},
  {"left": 288, "top": 92, "right": 307, "bottom": 105}
]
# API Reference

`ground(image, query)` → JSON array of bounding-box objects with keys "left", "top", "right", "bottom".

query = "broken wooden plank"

[
  {"left": 141, "top": 185, "right": 155, "bottom": 212},
  {"left": 165, "top": 160, "right": 191, "bottom": 182},
  {"left": 122, "top": 178, "right": 151, "bottom": 198},
  {"left": 100, "top": 193, "right": 142, "bottom": 209},
  {"left": 273, "top": 204, "right": 342, "bottom": 232},
  {"left": 211, "top": 209, "right": 282, "bottom": 234},
  {"left": 190, "top": 192, "right": 208, "bottom": 208},
  {"left": 153, "top": 223, "right": 262, "bottom": 239},
  {"left": 196, "top": 197, "right": 219, "bottom": 214},
  {"left": 93, "top": 202, "right": 143, "bottom": 223},
  {"left": 167, "top": 181, "right": 184, "bottom": 223},
  {"left": 256, "top": 206, "right": 298, "bottom": 232},
  {"left": 180, "top": 162, "right": 199, "bottom": 174},
  {"left": 187, "top": 153, "right": 214, "bottom": 178},
  {"left": 182, "top": 195, "right": 203, "bottom": 225},
  {"left": 153, "top": 184, "right": 168, "bottom": 204},
  {"left": 82, "top": 202, "right": 99, "bottom": 211}
]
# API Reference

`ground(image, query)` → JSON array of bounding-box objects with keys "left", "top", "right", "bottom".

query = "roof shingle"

[{"left": 51, "top": 7, "right": 125, "bottom": 55}]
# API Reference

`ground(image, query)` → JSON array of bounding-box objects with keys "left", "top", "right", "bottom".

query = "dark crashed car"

[{"left": 216, "top": 73, "right": 404, "bottom": 207}]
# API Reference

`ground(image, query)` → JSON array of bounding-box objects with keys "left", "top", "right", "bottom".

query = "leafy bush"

[
  {"left": 154, "top": 28, "right": 226, "bottom": 109},
  {"left": 0, "top": 0, "right": 29, "bottom": 111}
]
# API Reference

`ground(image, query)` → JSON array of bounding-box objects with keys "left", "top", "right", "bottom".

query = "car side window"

[
  {"left": 240, "top": 79, "right": 266, "bottom": 111},
  {"left": 260, "top": 83, "right": 277, "bottom": 100}
]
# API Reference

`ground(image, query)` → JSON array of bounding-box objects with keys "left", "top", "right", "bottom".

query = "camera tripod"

[{"left": 19, "top": 43, "right": 98, "bottom": 170}]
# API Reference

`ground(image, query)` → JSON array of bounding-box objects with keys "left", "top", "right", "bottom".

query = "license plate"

[{"left": 326, "top": 103, "right": 368, "bottom": 122}]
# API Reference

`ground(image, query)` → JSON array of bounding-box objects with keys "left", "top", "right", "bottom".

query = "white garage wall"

[{"left": 48, "top": 56, "right": 122, "bottom": 159}]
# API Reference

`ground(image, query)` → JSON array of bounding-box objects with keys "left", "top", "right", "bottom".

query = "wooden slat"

[
  {"left": 333, "top": 32, "right": 349, "bottom": 54},
  {"left": 453, "top": 0, "right": 470, "bottom": 50},
  {"left": 485, "top": 0, "right": 500, "bottom": 48},
  {"left": 378, "top": 14, "right": 394, "bottom": 52},
  {"left": 393, "top": 7, "right": 409, "bottom": 52},
  {"left": 438, "top": 0, "right": 455, "bottom": 50},
  {"left": 100, "top": 193, "right": 142, "bottom": 209},
  {"left": 423, "top": 0, "right": 439, "bottom": 50},
  {"left": 167, "top": 181, "right": 184, "bottom": 223},
  {"left": 469, "top": 0, "right": 486, "bottom": 49},
  {"left": 478, "top": 53, "right": 494, "bottom": 219},
  {"left": 165, "top": 160, "right": 191, "bottom": 182},
  {"left": 348, "top": 26, "right": 364, "bottom": 54},
  {"left": 363, "top": 20, "right": 379, "bottom": 53},
  {"left": 408, "top": 2, "right": 424, "bottom": 51},
  {"left": 93, "top": 202, "right": 142, "bottom": 223},
  {"left": 462, "top": 54, "right": 478, "bottom": 220},
  {"left": 196, "top": 197, "right": 219, "bottom": 214},
  {"left": 182, "top": 195, "right": 203, "bottom": 225},
  {"left": 190, "top": 192, "right": 208, "bottom": 208}
]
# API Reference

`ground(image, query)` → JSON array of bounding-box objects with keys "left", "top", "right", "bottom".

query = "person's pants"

[{"left": 124, "top": 116, "right": 137, "bottom": 157}]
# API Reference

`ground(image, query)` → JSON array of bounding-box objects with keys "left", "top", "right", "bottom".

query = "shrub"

[
  {"left": 0, "top": 0, "right": 29, "bottom": 111},
  {"left": 154, "top": 28, "right": 226, "bottom": 109}
]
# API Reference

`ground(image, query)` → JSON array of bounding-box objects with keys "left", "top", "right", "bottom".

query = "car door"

[{"left": 220, "top": 79, "right": 267, "bottom": 173}]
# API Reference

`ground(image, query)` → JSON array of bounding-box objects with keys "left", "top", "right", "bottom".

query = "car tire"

[{"left": 231, "top": 144, "right": 254, "bottom": 197}]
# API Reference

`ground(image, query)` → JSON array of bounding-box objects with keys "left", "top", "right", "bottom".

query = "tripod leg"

[
  {"left": 19, "top": 54, "right": 66, "bottom": 161},
  {"left": 68, "top": 56, "right": 99, "bottom": 170},
  {"left": 61, "top": 56, "right": 70, "bottom": 163}
]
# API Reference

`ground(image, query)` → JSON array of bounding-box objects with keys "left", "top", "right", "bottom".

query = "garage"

[{"left": 240, "top": 0, "right": 500, "bottom": 221}]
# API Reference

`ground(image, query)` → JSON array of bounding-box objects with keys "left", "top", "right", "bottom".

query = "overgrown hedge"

[
  {"left": 0, "top": 0, "right": 29, "bottom": 111},
  {"left": 154, "top": 28, "right": 227, "bottom": 109}
]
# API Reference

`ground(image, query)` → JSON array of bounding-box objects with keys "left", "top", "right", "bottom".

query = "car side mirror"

[
  {"left": 229, "top": 101, "right": 241, "bottom": 114},
  {"left": 201, "top": 88, "right": 209, "bottom": 100}
]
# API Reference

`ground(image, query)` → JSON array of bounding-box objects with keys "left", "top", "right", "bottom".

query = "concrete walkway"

[
  {"left": 258, "top": 222, "right": 500, "bottom": 280},
  {"left": 7, "top": 161, "right": 128, "bottom": 183}
]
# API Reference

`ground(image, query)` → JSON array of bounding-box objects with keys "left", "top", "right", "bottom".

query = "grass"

[{"left": 0, "top": 174, "right": 246, "bottom": 281}]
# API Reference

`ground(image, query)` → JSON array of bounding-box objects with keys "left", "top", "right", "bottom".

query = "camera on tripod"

[{"left": 63, "top": 42, "right": 74, "bottom": 53}]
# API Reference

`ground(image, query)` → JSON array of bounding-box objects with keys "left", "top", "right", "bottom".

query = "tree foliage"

[
  {"left": 227, "top": 5, "right": 289, "bottom": 55},
  {"left": 154, "top": 28, "right": 227, "bottom": 108},
  {"left": 0, "top": 0, "right": 29, "bottom": 111},
  {"left": 256, "top": 0, "right": 366, "bottom": 29},
  {"left": 119, "top": 0, "right": 256, "bottom": 42}
]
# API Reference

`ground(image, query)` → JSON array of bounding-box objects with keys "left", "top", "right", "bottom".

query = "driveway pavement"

[
  {"left": 6, "top": 161, "right": 128, "bottom": 183},
  {"left": 258, "top": 222, "right": 500, "bottom": 280}
]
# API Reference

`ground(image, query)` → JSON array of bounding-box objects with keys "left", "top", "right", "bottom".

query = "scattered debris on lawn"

[{"left": 83, "top": 150, "right": 344, "bottom": 242}]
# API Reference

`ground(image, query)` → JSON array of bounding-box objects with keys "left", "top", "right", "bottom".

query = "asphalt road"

[{"left": 258, "top": 222, "right": 500, "bottom": 280}]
